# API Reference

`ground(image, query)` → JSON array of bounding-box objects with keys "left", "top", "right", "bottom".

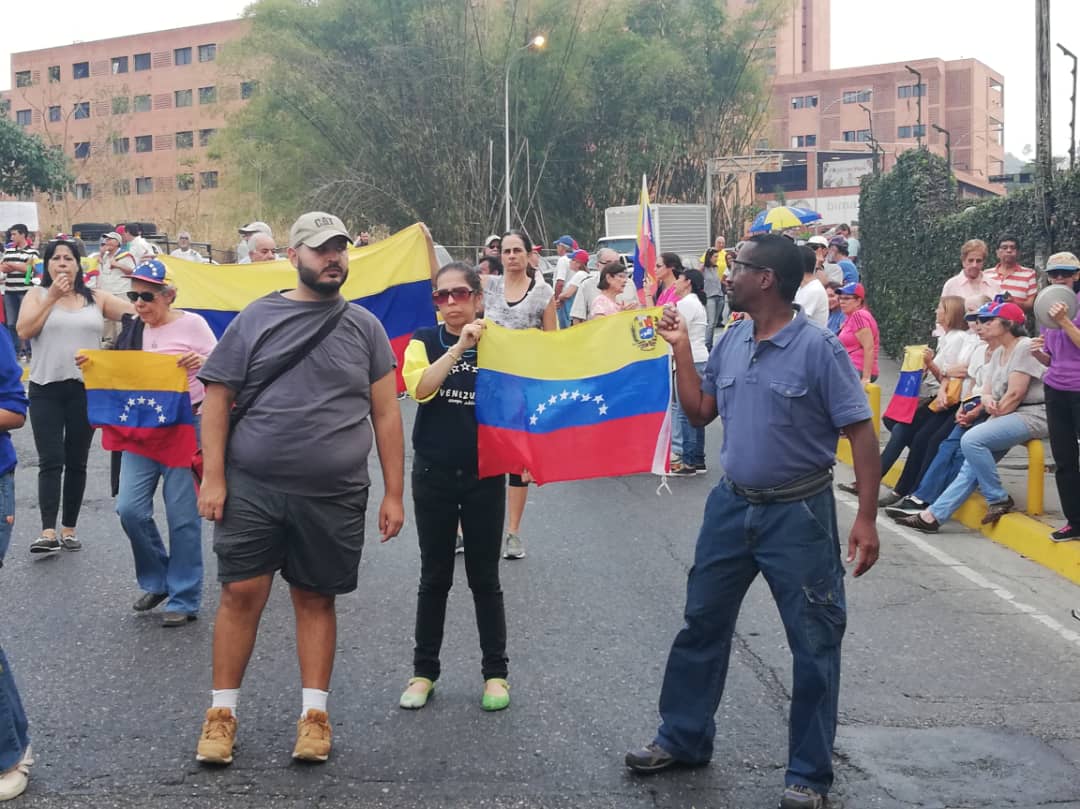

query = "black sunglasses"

[
  {"left": 1047, "top": 268, "right": 1077, "bottom": 276},
  {"left": 432, "top": 286, "right": 474, "bottom": 305},
  {"left": 126, "top": 290, "right": 162, "bottom": 303},
  {"left": 729, "top": 259, "right": 771, "bottom": 274}
]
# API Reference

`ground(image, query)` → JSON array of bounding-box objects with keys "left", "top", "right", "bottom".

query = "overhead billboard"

[{"left": 819, "top": 154, "right": 875, "bottom": 189}]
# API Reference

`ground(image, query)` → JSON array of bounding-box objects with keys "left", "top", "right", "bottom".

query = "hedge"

[{"left": 858, "top": 149, "right": 1080, "bottom": 356}]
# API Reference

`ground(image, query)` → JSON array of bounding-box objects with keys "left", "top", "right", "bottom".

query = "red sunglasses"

[{"left": 432, "top": 286, "right": 475, "bottom": 305}]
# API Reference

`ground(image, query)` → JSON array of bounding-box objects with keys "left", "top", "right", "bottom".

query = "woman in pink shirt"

[
  {"left": 837, "top": 282, "right": 879, "bottom": 383},
  {"left": 589, "top": 264, "right": 636, "bottom": 319},
  {"left": 649, "top": 253, "right": 683, "bottom": 306},
  {"left": 81, "top": 259, "right": 217, "bottom": 627}
]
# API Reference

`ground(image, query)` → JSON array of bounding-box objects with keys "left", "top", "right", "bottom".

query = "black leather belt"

[{"left": 729, "top": 468, "right": 833, "bottom": 505}]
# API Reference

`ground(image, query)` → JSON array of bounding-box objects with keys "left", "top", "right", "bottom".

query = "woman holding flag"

[
  {"left": 400, "top": 262, "right": 510, "bottom": 711},
  {"left": 79, "top": 259, "right": 217, "bottom": 626},
  {"left": 17, "top": 237, "right": 132, "bottom": 555},
  {"left": 484, "top": 230, "right": 555, "bottom": 560}
]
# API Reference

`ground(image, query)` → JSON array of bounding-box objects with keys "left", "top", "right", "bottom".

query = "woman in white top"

[
  {"left": 17, "top": 238, "right": 132, "bottom": 554},
  {"left": 482, "top": 230, "right": 556, "bottom": 561},
  {"left": 671, "top": 269, "right": 709, "bottom": 476}
]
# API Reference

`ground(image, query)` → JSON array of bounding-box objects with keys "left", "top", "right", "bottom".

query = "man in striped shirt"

[
  {"left": 1, "top": 225, "right": 39, "bottom": 358},
  {"left": 987, "top": 234, "right": 1038, "bottom": 312}
]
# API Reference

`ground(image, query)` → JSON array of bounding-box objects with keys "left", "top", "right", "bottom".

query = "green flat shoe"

[
  {"left": 399, "top": 677, "right": 434, "bottom": 710},
  {"left": 481, "top": 678, "right": 510, "bottom": 712}
]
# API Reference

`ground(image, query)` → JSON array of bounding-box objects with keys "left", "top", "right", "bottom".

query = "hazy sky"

[{"left": 1, "top": 0, "right": 1076, "bottom": 159}]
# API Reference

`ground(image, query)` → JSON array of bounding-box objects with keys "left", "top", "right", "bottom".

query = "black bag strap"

[{"left": 230, "top": 298, "right": 349, "bottom": 427}]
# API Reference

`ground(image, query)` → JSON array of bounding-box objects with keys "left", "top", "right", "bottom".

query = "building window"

[
  {"left": 174, "top": 89, "right": 193, "bottom": 108},
  {"left": 842, "top": 129, "right": 872, "bottom": 143},
  {"left": 136, "top": 177, "right": 154, "bottom": 195},
  {"left": 198, "top": 86, "right": 217, "bottom": 105},
  {"left": 73, "top": 101, "right": 90, "bottom": 119},
  {"left": 198, "top": 44, "right": 217, "bottom": 62},
  {"left": 133, "top": 94, "right": 151, "bottom": 113},
  {"left": 199, "top": 128, "right": 217, "bottom": 147},
  {"left": 898, "top": 83, "right": 927, "bottom": 99},
  {"left": 48, "top": 106, "right": 62, "bottom": 123},
  {"left": 113, "top": 179, "right": 130, "bottom": 196},
  {"left": 200, "top": 171, "right": 219, "bottom": 189},
  {"left": 897, "top": 124, "right": 926, "bottom": 139},
  {"left": 135, "top": 135, "right": 153, "bottom": 153},
  {"left": 15, "top": 71, "right": 32, "bottom": 88},
  {"left": 73, "top": 61, "right": 90, "bottom": 79},
  {"left": 112, "top": 136, "right": 130, "bottom": 155},
  {"left": 176, "top": 131, "right": 194, "bottom": 149},
  {"left": 842, "top": 89, "right": 872, "bottom": 104},
  {"left": 241, "top": 81, "right": 258, "bottom": 100},
  {"left": 111, "top": 56, "right": 128, "bottom": 74},
  {"left": 790, "top": 95, "right": 818, "bottom": 110},
  {"left": 177, "top": 173, "right": 195, "bottom": 191},
  {"left": 790, "top": 134, "right": 817, "bottom": 148},
  {"left": 74, "top": 183, "right": 92, "bottom": 200},
  {"left": 74, "top": 142, "right": 90, "bottom": 159},
  {"left": 175, "top": 47, "right": 192, "bottom": 66},
  {"left": 134, "top": 52, "right": 151, "bottom": 71},
  {"left": 16, "top": 109, "right": 31, "bottom": 127},
  {"left": 112, "top": 96, "right": 130, "bottom": 115},
  {"left": 48, "top": 65, "right": 60, "bottom": 83}
]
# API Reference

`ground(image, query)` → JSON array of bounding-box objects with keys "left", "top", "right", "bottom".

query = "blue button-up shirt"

[{"left": 701, "top": 309, "right": 871, "bottom": 489}]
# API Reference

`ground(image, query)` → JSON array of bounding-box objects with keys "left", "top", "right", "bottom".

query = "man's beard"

[{"left": 297, "top": 259, "right": 348, "bottom": 295}]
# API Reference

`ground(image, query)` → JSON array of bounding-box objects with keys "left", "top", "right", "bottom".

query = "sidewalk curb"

[{"left": 837, "top": 441, "right": 1080, "bottom": 587}]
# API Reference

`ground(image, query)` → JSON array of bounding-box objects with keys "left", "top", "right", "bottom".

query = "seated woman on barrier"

[{"left": 895, "top": 301, "right": 1047, "bottom": 532}]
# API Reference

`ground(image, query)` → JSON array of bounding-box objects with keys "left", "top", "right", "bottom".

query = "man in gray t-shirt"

[{"left": 193, "top": 212, "right": 405, "bottom": 768}]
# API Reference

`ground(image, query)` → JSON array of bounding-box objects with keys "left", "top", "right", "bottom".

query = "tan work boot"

[
  {"left": 196, "top": 707, "right": 237, "bottom": 765},
  {"left": 293, "top": 709, "right": 332, "bottom": 762}
]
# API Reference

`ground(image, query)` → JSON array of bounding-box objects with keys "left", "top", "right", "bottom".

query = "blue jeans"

[
  {"left": 705, "top": 296, "right": 724, "bottom": 351},
  {"left": 676, "top": 362, "right": 707, "bottom": 466},
  {"left": 116, "top": 451, "right": 203, "bottom": 614},
  {"left": 928, "top": 414, "right": 1035, "bottom": 523},
  {"left": 0, "top": 472, "right": 29, "bottom": 772},
  {"left": 655, "top": 481, "right": 846, "bottom": 795},
  {"left": 3, "top": 292, "right": 27, "bottom": 357},
  {"left": 557, "top": 295, "right": 574, "bottom": 330}
]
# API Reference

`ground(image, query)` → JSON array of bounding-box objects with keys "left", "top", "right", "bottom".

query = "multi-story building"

[
  {"left": 5, "top": 18, "right": 253, "bottom": 240},
  {"left": 760, "top": 57, "right": 1006, "bottom": 222}
]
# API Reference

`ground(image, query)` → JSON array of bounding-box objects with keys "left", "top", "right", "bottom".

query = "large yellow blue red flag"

[
  {"left": 631, "top": 175, "right": 657, "bottom": 293},
  {"left": 81, "top": 350, "right": 196, "bottom": 467},
  {"left": 160, "top": 224, "right": 436, "bottom": 391},
  {"left": 475, "top": 309, "right": 672, "bottom": 485},
  {"left": 882, "top": 344, "right": 928, "bottom": 424}
]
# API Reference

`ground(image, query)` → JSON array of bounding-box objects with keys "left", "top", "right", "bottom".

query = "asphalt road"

[{"left": 3, "top": 405, "right": 1080, "bottom": 809}]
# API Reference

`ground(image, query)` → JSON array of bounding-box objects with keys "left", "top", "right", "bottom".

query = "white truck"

[{"left": 599, "top": 204, "right": 710, "bottom": 266}]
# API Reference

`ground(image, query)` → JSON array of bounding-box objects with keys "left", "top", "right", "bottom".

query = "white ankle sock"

[
  {"left": 301, "top": 688, "right": 329, "bottom": 718},
  {"left": 211, "top": 688, "right": 239, "bottom": 714}
]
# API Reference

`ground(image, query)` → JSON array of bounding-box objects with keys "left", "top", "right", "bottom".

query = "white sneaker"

[
  {"left": 0, "top": 746, "right": 32, "bottom": 802},
  {"left": 503, "top": 532, "right": 525, "bottom": 560}
]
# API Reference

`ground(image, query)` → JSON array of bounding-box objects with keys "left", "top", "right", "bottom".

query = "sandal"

[
  {"left": 837, "top": 482, "right": 859, "bottom": 495},
  {"left": 481, "top": 678, "right": 510, "bottom": 712},
  {"left": 398, "top": 677, "right": 434, "bottom": 710}
]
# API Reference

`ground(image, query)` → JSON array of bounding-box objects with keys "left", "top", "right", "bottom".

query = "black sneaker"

[
  {"left": 1051, "top": 523, "right": 1080, "bottom": 542},
  {"left": 695, "top": 463, "right": 708, "bottom": 475},
  {"left": 779, "top": 784, "right": 838, "bottom": 808},
  {"left": 884, "top": 496, "right": 927, "bottom": 519},
  {"left": 877, "top": 490, "right": 904, "bottom": 508},
  {"left": 672, "top": 465, "right": 697, "bottom": 477},
  {"left": 625, "top": 742, "right": 683, "bottom": 774},
  {"left": 30, "top": 535, "right": 61, "bottom": 554},
  {"left": 59, "top": 534, "right": 81, "bottom": 552},
  {"left": 133, "top": 592, "right": 168, "bottom": 612}
]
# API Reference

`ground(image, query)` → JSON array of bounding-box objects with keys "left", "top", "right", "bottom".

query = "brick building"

[{"left": 4, "top": 19, "right": 253, "bottom": 241}]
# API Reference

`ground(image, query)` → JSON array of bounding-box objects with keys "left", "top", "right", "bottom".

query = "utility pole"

[
  {"left": 1058, "top": 42, "right": 1077, "bottom": 170},
  {"left": 905, "top": 65, "right": 924, "bottom": 149},
  {"left": 1036, "top": 0, "right": 1053, "bottom": 260},
  {"left": 932, "top": 124, "right": 952, "bottom": 173}
]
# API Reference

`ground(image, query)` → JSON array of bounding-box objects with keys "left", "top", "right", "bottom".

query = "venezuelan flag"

[
  {"left": 882, "top": 344, "right": 928, "bottom": 425},
  {"left": 161, "top": 223, "right": 436, "bottom": 391},
  {"left": 81, "top": 350, "right": 197, "bottom": 468},
  {"left": 475, "top": 309, "right": 672, "bottom": 485},
  {"left": 631, "top": 175, "right": 657, "bottom": 293}
]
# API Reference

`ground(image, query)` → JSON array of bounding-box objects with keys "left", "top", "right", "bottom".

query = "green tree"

[
  {"left": 217, "top": 0, "right": 781, "bottom": 247},
  {"left": 0, "top": 116, "right": 72, "bottom": 197}
]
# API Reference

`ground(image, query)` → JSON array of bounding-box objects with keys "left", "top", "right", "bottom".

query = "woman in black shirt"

[{"left": 399, "top": 262, "right": 509, "bottom": 712}]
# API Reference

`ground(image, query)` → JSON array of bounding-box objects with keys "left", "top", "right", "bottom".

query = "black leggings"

[
  {"left": 28, "top": 380, "right": 95, "bottom": 531},
  {"left": 411, "top": 454, "right": 507, "bottom": 681}
]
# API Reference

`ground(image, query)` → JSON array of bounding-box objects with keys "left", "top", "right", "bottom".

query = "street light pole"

[
  {"left": 1058, "top": 43, "right": 1077, "bottom": 170},
  {"left": 503, "top": 35, "right": 546, "bottom": 233},
  {"left": 858, "top": 103, "right": 881, "bottom": 174},
  {"left": 932, "top": 123, "right": 952, "bottom": 173},
  {"left": 905, "top": 64, "right": 924, "bottom": 149}
]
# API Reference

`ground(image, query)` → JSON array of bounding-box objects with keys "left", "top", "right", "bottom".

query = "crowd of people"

[{"left": 0, "top": 208, "right": 1078, "bottom": 809}]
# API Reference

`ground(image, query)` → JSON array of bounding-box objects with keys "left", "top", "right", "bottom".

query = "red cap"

[
  {"left": 571, "top": 249, "right": 589, "bottom": 264},
  {"left": 986, "top": 301, "right": 1026, "bottom": 323},
  {"left": 116, "top": 225, "right": 126, "bottom": 235},
  {"left": 838, "top": 282, "right": 865, "bottom": 300}
]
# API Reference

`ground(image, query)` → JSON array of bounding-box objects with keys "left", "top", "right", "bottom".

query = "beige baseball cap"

[
  {"left": 289, "top": 212, "right": 351, "bottom": 249},
  {"left": 1046, "top": 252, "right": 1080, "bottom": 271}
]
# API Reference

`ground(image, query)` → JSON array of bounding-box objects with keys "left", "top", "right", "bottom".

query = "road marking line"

[{"left": 834, "top": 493, "right": 1080, "bottom": 651}]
